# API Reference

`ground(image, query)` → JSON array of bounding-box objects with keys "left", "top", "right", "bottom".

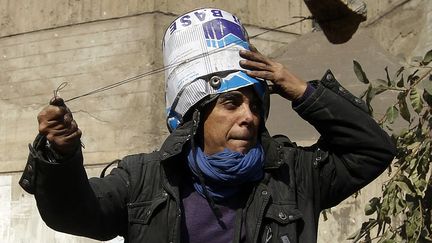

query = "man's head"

[{"left": 202, "top": 87, "right": 261, "bottom": 155}]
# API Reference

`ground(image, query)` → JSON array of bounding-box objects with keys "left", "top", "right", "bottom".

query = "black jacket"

[{"left": 20, "top": 70, "right": 396, "bottom": 243}]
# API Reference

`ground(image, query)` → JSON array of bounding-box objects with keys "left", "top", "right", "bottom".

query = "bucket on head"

[{"left": 163, "top": 8, "right": 266, "bottom": 131}]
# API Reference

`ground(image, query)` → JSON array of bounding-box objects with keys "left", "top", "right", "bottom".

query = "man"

[{"left": 20, "top": 8, "right": 395, "bottom": 243}]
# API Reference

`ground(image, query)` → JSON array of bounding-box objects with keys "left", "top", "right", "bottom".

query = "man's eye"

[
  {"left": 250, "top": 103, "right": 261, "bottom": 114},
  {"left": 223, "top": 100, "right": 239, "bottom": 108},
  {"left": 223, "top": 100, "right": 237, "bottom": 106}
]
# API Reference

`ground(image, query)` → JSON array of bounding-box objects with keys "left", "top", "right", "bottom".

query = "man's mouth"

[{"left": 230, "top": 136, "right": 254, "bottom": 141}]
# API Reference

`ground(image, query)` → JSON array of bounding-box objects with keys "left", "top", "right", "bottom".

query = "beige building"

[{"left": 0, "top": 0, "right": 430, "bottom": 242}]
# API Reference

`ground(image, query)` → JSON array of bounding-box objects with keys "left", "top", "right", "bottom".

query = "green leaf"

[
  {"left": 408, "top": 157, "right": 418, "bottom": 171},
  {"left": 405, "top": 210, "right": 422, "bottom": 239},
  {"left": 347, "top": 219, "right": 377, "bottom": 241},
  {"left": 421, "top": 49, "right": 432, "bottom": 65},
  {"left": 407, "top": 69, "right": 419, "bottom": 85},
  {"left": 380, "top": 196, "right": 390, "bottom": 215},
  {"left": 396, "top": 74, "right": 405, "bottom": 88},
  {"left": 385, "top": 106, "right": 399, "bottom": 124},
  {"left": 385, "top": 66, "right": 393, "bottom": 87},
  {"left": 353, "top": 60, "right": 370, "bottom": 84},
  {"left": 376, "top": 219, "right": 385, "bottom": 238},
  {"left": 395, "top": 180, "right": 415, "bottom": 195},
  {"left": 395, "top": 198, "right": 406, "bottom": 214},
  {"left": 375, "top": 85, "right": 389, "bottom": 95},
  {"left": 409, "top": 89, "right": 423, "bottom": 113},
  {"left": 407, "top": 141, "right": 421, "bottom": 150},
  {"left": 398, "top": 92, "right": 411, "bottom": 122},
  {"left": 366, "top": 84, "right": 375, "bottom": 114},
  {"left": 365, "top": 197, "right": 380, "bottom": 215},
  {"left": 406, "top": 223, "right": 416, "bottom": 239},
  {"left": 425, "top": 233, "right": 432, "bottom": 241},
  {"left": 395, "top": 66, "right": 404, "bottom": 77},
  {"left": 359, "top": 88, "right": 368, "bottom": 99},
  {"left": 424, "top": 89, "right": 432, "bottom": 107},
  {"left": 414, "top": 179, "right": 427, "bottom": 195},
  {"left": 364, "top": 204, "right": 374, "bottom": 215},
  {"left": 378, "top": 238, "right": 396, "bottom": 243}
]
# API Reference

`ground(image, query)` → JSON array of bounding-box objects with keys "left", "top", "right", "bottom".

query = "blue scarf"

[{"left": 187, "top": 144, "right": 265, "bottom": 201}]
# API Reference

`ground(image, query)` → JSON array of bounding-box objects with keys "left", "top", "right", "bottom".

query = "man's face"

[{"left": 202, "top": 87, "right": 261, "bottom": 155}]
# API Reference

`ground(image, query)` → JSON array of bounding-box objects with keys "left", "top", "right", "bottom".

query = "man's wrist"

[{"left": 292, "top": 83, "right": 316, "bottom": 107}]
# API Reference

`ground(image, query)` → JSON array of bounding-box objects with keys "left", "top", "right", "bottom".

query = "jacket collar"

[
  {"left": 159, "top": 120, "right": 194, "bottom": 161},
  {"left": 260, "top": 131, "right": 286, "bottom": 169}
]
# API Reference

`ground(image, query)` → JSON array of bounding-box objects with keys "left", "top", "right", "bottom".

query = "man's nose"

[{"left": 239, "top": 103, "right": 255, "bottom": 125}]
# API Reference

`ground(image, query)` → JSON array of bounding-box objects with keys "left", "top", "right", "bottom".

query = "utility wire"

[{"left": 63, "top": 16, "right": 312, "bottom": 103}]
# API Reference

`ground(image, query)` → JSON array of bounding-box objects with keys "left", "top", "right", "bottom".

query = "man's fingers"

[
  {"left": 47, "top": 128, "right": 71, "bottom": 137},
  {"left": 47, "top": 120, "right": 78, "bottom": 137},
  {"left": 64, "top": 113, "right": 73, "bottom": 126},
  {"left": 38, "top": 101, "right": 73, "bottom": 134},
  {"left": 48, "top": 129, "right": 81, "bottom": 153},
  {"left": 39, "top": 121, "right": 66, "bottom": 134},
  {"left": 244, "top": 70, "right": 275, "bottom": 81},
  {"left": 52, "top": 129, "right": 82, "bottom": 148},
  {"left": 64, "top": 128, "right": 82, "bottom": 141},
  {"left": 48, "top": 127, "right": 81, "bottom": 143},
  {"left": 38, "top": 105, "right": 69, "bottom": 122},
  {"left": 46, "top": 124, "right": 81, "bottom": 155},
  {"left": 68, "top": 120, "right": 79, "bottom": 136},
  {"left": 239, "top": 50, "right": 269, "bottom": 64},
  {"left": 239, "top": 59, "right": 271, "bottom": 71}
]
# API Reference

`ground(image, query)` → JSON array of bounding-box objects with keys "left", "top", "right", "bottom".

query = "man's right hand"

[{"left": 37, "top": 97, "right": 82, "bottom": 156}]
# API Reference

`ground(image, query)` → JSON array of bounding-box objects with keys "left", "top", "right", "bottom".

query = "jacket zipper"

[{"left": 252, "top": 188, "right": 270, "bottom": 242}]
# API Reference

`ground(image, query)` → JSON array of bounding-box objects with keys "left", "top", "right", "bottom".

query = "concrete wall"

[
  {"left": 365, "top": 0, "right": 431, "bottom": 62},
  {"left": 0, "top": 0, "right": 429, "bottom": 242},
  {"left": 0, "top": 13, "right": 167, "bottom": 172},
  {"left": 0, "top": 0, "right": 310, "bottom": 38}
]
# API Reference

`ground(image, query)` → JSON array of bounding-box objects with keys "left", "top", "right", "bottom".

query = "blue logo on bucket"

[{"left": 203, "top": 19, "right": 249, "bottom": 49}]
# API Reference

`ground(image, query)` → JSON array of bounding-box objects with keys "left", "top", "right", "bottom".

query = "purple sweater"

[{"left": 180, "top": 178, "right": 246, "bottom": 243}]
